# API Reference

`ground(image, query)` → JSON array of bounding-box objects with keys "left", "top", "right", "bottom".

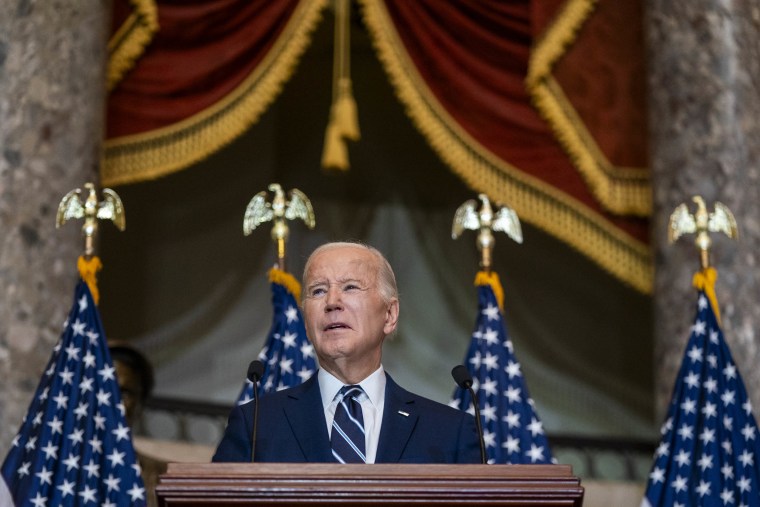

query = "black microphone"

[
  {"left": 451, "top": 365, "right": 487, "bottom": 464},
  {"left": 247, "top": 360, "right": 265, "bottom": 462}
]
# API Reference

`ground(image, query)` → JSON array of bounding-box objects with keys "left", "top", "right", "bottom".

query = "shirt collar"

[{"left": 318, "top": 365, "right": 386, "bottom": 408}]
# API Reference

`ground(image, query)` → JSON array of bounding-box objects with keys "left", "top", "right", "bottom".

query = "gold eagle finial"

[
  {"left": 243, "top": 183, "right": 315, "bottom": 270},
  {"left": 668, "top": 195, "right": 738, "bottom": 269},
  {"left": 56, "top": 182, "right": 125, "bottom": 257},
  {"left": 452, "top": 193, "right": 522, "bottom": 271}
]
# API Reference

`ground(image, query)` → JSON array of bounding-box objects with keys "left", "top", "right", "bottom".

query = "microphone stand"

[
  {"left": 452, "top": 365, "right": 487, "bottom": 464},
  {"left": 247, "top": 360, "right": 265, "bottom": 462}
]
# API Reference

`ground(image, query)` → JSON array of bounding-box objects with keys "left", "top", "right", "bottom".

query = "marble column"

[
  {"left": 0, "top": 1, "right": 109, "bottom": 454},
  {"left": 646, "top": 1, "right": 760, "bottom": 417}
]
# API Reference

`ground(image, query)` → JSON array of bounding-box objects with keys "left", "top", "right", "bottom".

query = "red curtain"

[{"left": 104, "top": 0, "right": 651, "bottom": 292}]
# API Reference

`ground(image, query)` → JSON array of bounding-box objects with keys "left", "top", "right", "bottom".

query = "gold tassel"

[
  {"left": 335, "top": 77, "right": 360, "bottom": 140},
  {"left": 321, "top": 119, "right": 349, "bottom": 170},
  {"left": 693, "top": 267, "right": 721, "bottom": 325},
  {"left": 321, "top": 0, "right": 359, "bottom": 171},
  {"left": 78, "top": 255, "right": 103, "bottom": 305},
  {"left": 268, "top": 267, "right": 303, "bottom": 304},
  {"left": 474, "top": 270, "right": 505, "bottom": 311}
]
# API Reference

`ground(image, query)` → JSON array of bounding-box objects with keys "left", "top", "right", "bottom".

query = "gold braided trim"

[
  {"left": 474, "top": 271, "right": 504, "bottom": 311},
  {"left": 102, "top": 0, "right": 330, "bottom": 187},
  {"left": 269, "top": 268, "right": 302, "bottom": 305},
  {"left": 526, "top": 0, "right": 651, "bottom": 216},
  {"left": 107, "top": 0, "right": 159, "bottom": 92},
  {"left": 358, "top": 0, "right": 652, "bottom": 294}
]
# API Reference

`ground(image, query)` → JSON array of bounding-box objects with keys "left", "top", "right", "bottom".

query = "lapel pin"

[{"left": 398, "top": 410, "right": 409, "bottom": 417}]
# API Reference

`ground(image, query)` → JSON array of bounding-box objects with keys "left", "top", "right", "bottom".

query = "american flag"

[
  {"left": 237, "top": 268, "right": 317, "bottom": 404},
  {"left": 1, "top": 280, "right": 146, "bottom": 507},
  {"left": 450, "top": 272, "right": 553, "bottom": 464},
  {"left": 642, "top": 287, "right": 760, "bottom": 507}
]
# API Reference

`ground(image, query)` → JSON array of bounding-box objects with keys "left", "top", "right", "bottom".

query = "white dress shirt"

[{"left": 318, "top": 365, "right": 386, "bottom": 464}]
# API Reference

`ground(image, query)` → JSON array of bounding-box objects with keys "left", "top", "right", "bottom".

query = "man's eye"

[
  {"left": 344, "top": 284, "right": 360, "bottom": 291},
  {"left": 310, "top": 288, "right": 326, "bottom": 297}
]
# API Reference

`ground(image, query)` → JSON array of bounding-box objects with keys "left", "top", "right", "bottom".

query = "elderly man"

[{"left": 213, "top": 242, "right": 480, "bottom": 463}]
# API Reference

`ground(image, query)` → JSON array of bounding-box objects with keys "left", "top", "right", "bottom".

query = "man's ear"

[{"left": 383, "top": 298, "right": 400, "bottom": 336}]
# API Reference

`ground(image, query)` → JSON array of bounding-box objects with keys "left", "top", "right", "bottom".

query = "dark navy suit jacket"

[{"left": 212, "top": 372, "right": 481, "bottom": 463}]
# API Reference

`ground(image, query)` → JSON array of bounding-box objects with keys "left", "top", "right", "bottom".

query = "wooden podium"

[{"left": 155, "top": 462, "right": 584, "bottom": 506}]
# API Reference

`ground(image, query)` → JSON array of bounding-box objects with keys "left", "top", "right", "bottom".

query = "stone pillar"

[
  {"left": 646, "top": 1, "right": 760, "bottom": 417},
  {"left": 0, "top": 1, "right": 109, "bottom": 454}
]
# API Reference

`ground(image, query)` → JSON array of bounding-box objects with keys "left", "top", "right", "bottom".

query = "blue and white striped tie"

[{"left": 331, "top": 385, "right": 366, "bottom": 463}]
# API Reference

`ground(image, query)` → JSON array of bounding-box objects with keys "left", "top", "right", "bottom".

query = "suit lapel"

[
  {"left": 283, "top": 374, "right": 333, "bottom": 462},
  {"left": 375, "top": 374, "right": 418, "bottom": 463}
]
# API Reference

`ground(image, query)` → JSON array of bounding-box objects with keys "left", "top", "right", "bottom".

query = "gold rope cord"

[
  {"left": 358, "top": 0, "right": 652, "bottom": 293},
  {"left": 102, "top": 0, "right": 330, "bottom": 187},
  {"left": 107, "top": 0, "right": 159, "bottom": 92},
  {"left": 526, "top": 0, "right": 651, "bottom": 216}
]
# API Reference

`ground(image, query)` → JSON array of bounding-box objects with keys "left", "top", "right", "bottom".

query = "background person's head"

[
  {"left": 301, "top": 242, "right": 399, "bottom": 384},
  {"left": 109, "top": 343, "right": 155, "bottom": 427}
]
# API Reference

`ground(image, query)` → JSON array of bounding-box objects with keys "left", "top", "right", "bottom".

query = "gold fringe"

[
  {"left": 474, "top": 271, "right": 504, "bottom": 311},
  {"left": 78, "top": 256, "right": 103, "bottom": 305},
  {"left": 103, "top": 0, "right": 330, "bottom": 186},
  {"left": 693, "top": 267, "right": 721, "bottom": 325},
  {"left": 526, "top": 0, "right": 650, "bottom": 216},
  {"left": 107, "top": 0, "right": 159, "bottom": 92},
  {"left": 335, "top": 78, "right": 360, "bottom": 141},
  {"left": 269, "top": 267, "right": 303, "bottom": 305},
  {"left": 358, "top": 0, "right": 653, "bottom": 294}
]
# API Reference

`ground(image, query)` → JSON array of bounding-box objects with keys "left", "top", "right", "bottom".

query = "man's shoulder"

[{"left": 385, "top": 374, "right": 468, "bottom": 419}]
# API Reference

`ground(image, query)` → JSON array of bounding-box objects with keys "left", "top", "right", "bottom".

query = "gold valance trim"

[
  {"left": 102, "top": 0, "right": 329, "bottom": 187},
  {"left": 358, "top": 0, "right": 652, "bottom": 293},
  {"left": 526, "top": 0, "right": 651, "bottom": 216},
  {"left": 107, "top": 0, "right": 159, "bottom": 92}
]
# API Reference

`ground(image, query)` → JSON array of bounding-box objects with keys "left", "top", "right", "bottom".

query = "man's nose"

[{"left": 324, "top": 286, "right": 342, "bottom": 310}]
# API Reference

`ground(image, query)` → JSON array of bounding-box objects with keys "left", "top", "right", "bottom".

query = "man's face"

[{"left": 302, "top": 246, "right": 398, "bottom": 370}]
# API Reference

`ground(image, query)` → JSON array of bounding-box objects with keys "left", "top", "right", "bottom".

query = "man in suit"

[{"left": 213, "top": 242, "right": 481, "bottom": 463}]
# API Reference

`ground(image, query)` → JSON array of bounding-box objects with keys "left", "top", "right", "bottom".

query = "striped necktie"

[{"left": 331, "top": 385, "right": 366, "bottom": 463}]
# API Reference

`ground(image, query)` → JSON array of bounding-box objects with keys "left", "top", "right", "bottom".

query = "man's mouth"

[{"left": 324, "top": 322, "right": 349, "bottom": 331}]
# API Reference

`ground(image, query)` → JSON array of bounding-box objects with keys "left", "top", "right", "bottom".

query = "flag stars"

[
  {"left": 502, "top": 436, "right": 520, "bottom": 454},
  {"left": 482, "top": 328, "right": 500, "bottom": 346},
  {"left": 504, "top": 386, "right": 521, "bottom": 403},
  {"left": 79, "top": 485, "right": 98, "bottom": 504},
  {"left": 697, "top": 453, "right": 713, "bottom": 471},
  {"left": 738, "top": 450, "right": 754, "bottom": 467},
  {"left": 71, "top": 319, "right": 86, "bottom": 336},
  {"left": 701, "top": 401, "right": 717, "bottom": 419},
  {"left": 674, "top": 449, "right": 690, "bottom": 467},
  {"left": 656, "top": 442, "right": 670, "bottom": 458},
  {"left": 57, "top": 479, "right": 76, "bottom": 498},
  {"left": 696, "top": 480, "right": 711, "bottom": 497},
  {"left": 527, "top": 417, "right": 544, "bottom": 437},
  {"left": 40, "top": 442, "right": 58, "bottom": 460},
  {"left": 300, "top": 342, "right": 314, "bottom": 359},
  {"left": 671, "top": 475, "right": 687, "bottom": 493},
  {"left": 112, "top": 423, "right": 131, "bottom": 442},
  {"left": 503, "top": 410, "right": 520, "bottom": 428},
  {"left": 482, "top": 304, "right": 500, "bottom": 321},
  {"left": 723, "top": 363, "right": 737, "bottom": 380},
  {"left": 480, "top": 378, "right": 498, "bottom": 397},
  {"left": 36, "top": 467, "right": 53, "bottom": 485},
  {"left": 741, "top": 423, "right": 756, "bottom": 441},
  {"left": 63, "top": 453, "right": 80, "bottom": 471},
  {"left": 64, "top": 343, "right": 81, "bottom": 361},
  {"left": 107, "top": 449, "right": 126, "bottom": 468},
  {"left": 722, "top": 390, "right": 736, "bottom": 407},
  {"left": 78, "top": 295, "right": 88, "bottom": 312},
  {"left": 104, "top": 474, "right": 121, "bottom": 492},
  {"left": 676, "top": 424, "right": 694, "bottom": 440},
  {"left": 504, "top": 360, "right": 521, "bottom": 379},
  {"left": 649, "top": 467, "right": 665, "bottom": 484},
  {"left": 285, "top": 305, "right": 299, "bottom": 323},
  {"left": 128, "top": 483, "right": 146, "bottom": 501},
  {"left": 525, "top": 444, "right": 545, "bottom": 463},
  {"left": 281, "top": 331, "right": 297, "bottom": 349},
  {"left": 30, "top": 493, "right": 47, "bottom": 507},
  {"left": 58, "top": 368, "right": 74, "bottom": 386},
  {"left": 48, "top": 416, "right": 64, "bottom": 435},
  {"left": 703, "top": 377, "right": 717, "bottom": 393},
  {"left": 68, "top": 428, "right": 85, "bottom": 445},
  {"left": 737, "top": 476, "right": 751, "bottom": 493},
  {"left": 24, "top": 436, "right": 37, "bottom": 451},
  {"left": 94, "top": 413, "right": 107, "bottom": 430},
  {"left": 82, "top": 351, "right": 96, "bottom": 368},
  {"left": 96, "top": 389, "right": 112, "bottom": 407},
  {"left": 684, "top": 371, "right": 700, "bottom": 389},
  {"left": 680, "top": 398, "right": 696, "bottom": 415},
  {"left": 17, "top": 461, "right": 31, "bottom": 477},
  {"left": 482, "top": 352, "right": 499, "bottom": 370},
  {"left": 98, "top": 364, "right": 116, "bottom": 382}
]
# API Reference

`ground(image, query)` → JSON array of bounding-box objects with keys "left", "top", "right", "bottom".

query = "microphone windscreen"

[
  {"left": 451, "top": 365, "right": 473, "bottom": 389},
  {"left": 247, "top": 360, "right": 265, "bottom": 383}
]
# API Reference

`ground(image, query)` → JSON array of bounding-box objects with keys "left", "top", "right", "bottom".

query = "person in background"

[
  {"left": 109, "top": 342, "right": 160, "bottom": 507},
  {"left": 213, "top": 241, "right": 481, "bottom": 463}
]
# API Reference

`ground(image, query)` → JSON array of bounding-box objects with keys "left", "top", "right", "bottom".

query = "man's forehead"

[{"left": 305, "top": 249, "right": 376, "bottom": 282}]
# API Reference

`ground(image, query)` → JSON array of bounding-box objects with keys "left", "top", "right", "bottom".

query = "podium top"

[{"left": 157, "top": 462, "right": 584, "bottom": 506}]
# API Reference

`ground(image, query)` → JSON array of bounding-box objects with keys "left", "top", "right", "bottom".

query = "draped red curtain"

[
  {"left": 360, "top": 0, "right": 650, "bottom": 291},
  {"left": 104, "top": 0, "right": 650, "bottom": 292},
  {"left": 104, "top": 0, "right": 328, "bottom": 185}
]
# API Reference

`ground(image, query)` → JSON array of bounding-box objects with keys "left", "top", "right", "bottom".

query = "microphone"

[
  {"left": 451, "top": 365, "right": 487, "bottom": 464},
  {"left": 247, "top": 360, "right": 265, "bottom": 462}
]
